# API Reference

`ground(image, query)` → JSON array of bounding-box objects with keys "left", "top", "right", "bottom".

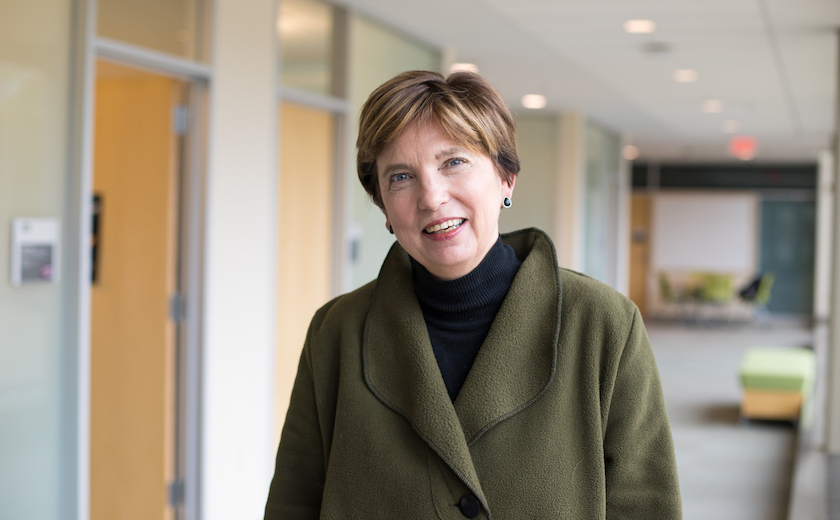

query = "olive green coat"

[{"left": 265, "top": 228, "right": 681, "bottom": 520}]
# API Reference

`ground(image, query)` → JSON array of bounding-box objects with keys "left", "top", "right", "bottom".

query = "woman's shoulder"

[
  {"left": 308, "top": 279, "right": 378, "bottom": 334},
  {"left": 503, "top": 227, "right": 639, "bottom": 318},
  {"left": 558, "top": 267, "right": 641, "bottom": 332}
]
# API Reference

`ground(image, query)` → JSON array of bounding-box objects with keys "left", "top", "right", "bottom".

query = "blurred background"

[{"left": 2, "top": 0, "right": 840, "bottom": 519}]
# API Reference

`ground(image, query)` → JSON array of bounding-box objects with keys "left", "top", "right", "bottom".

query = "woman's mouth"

[{"left": 423, "top": 218, "right": 465, "bottom": 234}]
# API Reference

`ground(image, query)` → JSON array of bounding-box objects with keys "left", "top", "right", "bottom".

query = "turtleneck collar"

[{"left": 410, "top": 236, "right": 521, "bottom": 322}]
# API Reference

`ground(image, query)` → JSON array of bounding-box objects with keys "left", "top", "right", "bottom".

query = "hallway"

[{"left": 648, "top": 322, "right": 813, "bottom": 520}]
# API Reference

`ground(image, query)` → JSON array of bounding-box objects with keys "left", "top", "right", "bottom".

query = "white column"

[
  {"left": 814, "top": 151, "right": 834, "bottom": 322},
  {"left": 554, "top": 112, "right": 586, "bottom": 271},
  {"left": 203, "top": 0, "right": 278, "bottom": 518},
  {"left": 615, "top": 135, "right": 632, "bottom": 296},
  {"left": 828, "top": 30, "right": 840, "bottom": 455},
  {"left": 828, "top": 146, "right": 840, "bottom": 454}
]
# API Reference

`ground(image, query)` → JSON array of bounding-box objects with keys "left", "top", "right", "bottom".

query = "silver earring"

[
  {"left": 502, "top": 196, "right": 512, "bottom": 208},
  {"left": 389, "top": 225, "right": 394, "bottom": 234}
]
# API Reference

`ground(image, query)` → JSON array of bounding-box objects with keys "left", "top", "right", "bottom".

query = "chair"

[
  {"left": 658, "top": 273, "right": 684, "bottom": 320},
  {"left": 695, "top": 273, "right": 734, "bottom": 322},
  {"left": 739, "top": 272, "right": 775, "bottom": 324},
  {"left": 699, "top": 273, "right": 733, "bottom": 304}
]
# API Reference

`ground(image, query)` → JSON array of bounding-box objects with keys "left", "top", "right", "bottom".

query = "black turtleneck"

[{"left": 411, "top": 237, "right": 522, "bottom": 401}]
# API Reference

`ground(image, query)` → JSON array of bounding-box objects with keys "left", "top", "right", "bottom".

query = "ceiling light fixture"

[
  {"left": 702, "top": 99, "right": 723, "bottom": 113},
  {"left": 673, "top": 69, "right": 699, "bottom": 83},
  {"left": 622, "top": 145, "right": 640, "bottom": 161},
  {"left": 448, "top": 63, "right": 479, "bottom": 74},
  {"left": 624, "top": 19, "right": 656, "bottom": 34},
  {"left": 521, "top": 94, "right": 547, "bottom": 109},
  {"left": 722, "top": 120, "right": 741, "bottom": 134}
]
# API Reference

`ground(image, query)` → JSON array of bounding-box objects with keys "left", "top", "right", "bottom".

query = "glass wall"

[
  {"left": 583, "top": 121, "right": 621, "bottom": 285},
  {"left": 0, "top": 0, "right": 76, "bottom": 517},
  {"left": 97, "top": 0, "right": 208, "bottom": 60},
  {"left": 278, "top": 0, "right": 336, "bottom": 95}
]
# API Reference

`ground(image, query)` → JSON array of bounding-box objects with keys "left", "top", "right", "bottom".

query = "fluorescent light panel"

[
  {"left": 624, "top": 19, "right": 656, "bottom": 34},
  {"left": 521, "top": 94, "right": 547, "bottom": 109},
  {"left": 673, "top": 69, "right": 699, "bottom": 83}
]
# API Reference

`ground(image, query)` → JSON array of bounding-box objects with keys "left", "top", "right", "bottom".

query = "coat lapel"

[
  {"left": 363, "top": 242, "right": 487, "bottom": 503},
  {"left": 363, "top": 229, "right": 562, "bottom": 508},
  {"left": 453, "top": 230, "right": 562, "bottom": 444}
]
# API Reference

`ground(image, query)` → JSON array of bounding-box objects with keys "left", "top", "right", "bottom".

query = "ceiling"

[{"left": 335, "top": 0, "right": 840, "bottom": 163}]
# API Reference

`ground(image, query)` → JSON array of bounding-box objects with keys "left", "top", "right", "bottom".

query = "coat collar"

[{"left": 363, "top": 228, "right": 562, "bottom": 507}]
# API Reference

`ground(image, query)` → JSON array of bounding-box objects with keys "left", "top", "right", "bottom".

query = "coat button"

[{"left": 458, "top": 494, "right": 481, "bottom": 518}]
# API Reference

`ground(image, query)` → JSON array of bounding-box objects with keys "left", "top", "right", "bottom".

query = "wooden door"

[
  {"left": 275, "top": 103, "right": 334, "bottom": 439},
  {"left": 629, "top": 192, "right": 652, "bottom": 316},
  {"left": 90, "top": 60, "right": 182, "bottom": 520}
]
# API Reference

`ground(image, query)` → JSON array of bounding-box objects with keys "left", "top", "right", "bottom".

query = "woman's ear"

[{"left": 504, "top": 174, "right": 516, "bottom": 198}]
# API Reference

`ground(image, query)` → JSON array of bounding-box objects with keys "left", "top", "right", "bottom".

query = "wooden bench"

[{"left": 739, "top": 348, "right": 815, "bottom": 421}]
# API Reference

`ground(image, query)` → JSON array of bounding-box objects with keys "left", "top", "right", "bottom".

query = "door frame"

[{"left": 79, "top": 20, "right": 211, "bottom": 520}]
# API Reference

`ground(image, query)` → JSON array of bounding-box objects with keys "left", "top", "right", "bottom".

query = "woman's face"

[{"left": 376, "top": 121, "right": 515, "bottom": 280}]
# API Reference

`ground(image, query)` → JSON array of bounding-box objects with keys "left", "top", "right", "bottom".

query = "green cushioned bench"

[{"left": 739, "top": 348, "right": 815, "bottom": 421}]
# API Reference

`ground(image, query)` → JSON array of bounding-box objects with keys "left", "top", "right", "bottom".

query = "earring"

[
  {"left": 389, "top": 225, "right": 394, "bottom": 234},
  {"left": 502, "top": 196, "right": 512, "bottom": 208}
]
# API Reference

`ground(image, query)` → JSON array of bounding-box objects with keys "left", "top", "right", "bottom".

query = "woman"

[{"left": 265, "top": 70, "right": 681, "bottom": 519}]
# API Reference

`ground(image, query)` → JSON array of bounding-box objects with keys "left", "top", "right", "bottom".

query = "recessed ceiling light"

[
  {"left": 622, "top": 145, "right": 640, "bottom": 160},
  {"left": 521, "top": 94, "right": 547, "bottom": 109},
  {"left": 702, "top": 99, "right": 724, "bottom": 113},
  {"left": 624, "top": 19, "right": 656, "bottom": 34},
  {"left": 448, "top": 63, "right": 479, "bottom": 74},
  {"left": 722, "top": 120, "right": 741, "bottom": 133},
  {"left": 673, "top": 69, "right": 699, "bottom": 83}
]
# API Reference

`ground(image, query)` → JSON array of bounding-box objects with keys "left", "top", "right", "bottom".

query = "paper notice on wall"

[{"left": 11, "top": 218, "right": 61, "bottom": 286}]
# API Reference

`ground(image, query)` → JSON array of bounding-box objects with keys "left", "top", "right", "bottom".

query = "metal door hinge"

[
  {"left": 168, "top": 480, "right": 185, "bottom": 506},
  {"left": 173, "top": 105, "right": 188, "bottom": 135},
  {"left": 169, "top": 293, "right": 186, "bottom": 322}
]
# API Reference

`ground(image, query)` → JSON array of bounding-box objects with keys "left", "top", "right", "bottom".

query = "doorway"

[
  {"left": 90, "top": 60, "right": 188, "bottom": 520},
  {"left": 274, "top": 102, "right": 335, "bottom": 437},
  {"left": 629, "top": 192, "right": 652, "bottom": 316}
]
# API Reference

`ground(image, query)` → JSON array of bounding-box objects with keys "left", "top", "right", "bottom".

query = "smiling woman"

[
  {"left": 264, "top": 71, "right": 682, "bottom": 520},
  {"left": 376, "top": 121, "right": 514, "bottom": 280}
]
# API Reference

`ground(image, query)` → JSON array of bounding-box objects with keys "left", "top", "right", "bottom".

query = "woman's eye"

[
  {"left": 445, "top": 158, "right": 469, "bottom": 170},
  {"left": 391, "top": 173, "right": 409, "bottom": 183}
]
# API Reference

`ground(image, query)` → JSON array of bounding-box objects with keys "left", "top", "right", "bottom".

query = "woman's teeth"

[{"left": 424, "top": 219, "right": 465, "bottom": 234}]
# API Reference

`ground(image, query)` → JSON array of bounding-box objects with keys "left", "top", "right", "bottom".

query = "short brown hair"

[{"left": 356, "top": 70, "right": 520, "bottom": 209}]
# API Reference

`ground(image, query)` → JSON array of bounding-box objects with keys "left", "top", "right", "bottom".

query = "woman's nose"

[{"left": 418, "top": 173, "right": 448, "bottom": 210}]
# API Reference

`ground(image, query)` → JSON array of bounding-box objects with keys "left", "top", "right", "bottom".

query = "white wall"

[
  {"left": 202, "top": 0, "right": 277, "bottom": 518},
  {"left": 500, "top": 115, "right": 557, "bottom": 236},
  {"left": 651, "top": 192, "right": 758, "bottom": 273},
  {"left": 555, "top": 112, "right": 586, "bottom": 271}
]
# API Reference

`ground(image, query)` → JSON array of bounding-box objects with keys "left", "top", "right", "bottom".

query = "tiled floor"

[{"left": 646, "top": 321, "right": 813, "bottom": 520}]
